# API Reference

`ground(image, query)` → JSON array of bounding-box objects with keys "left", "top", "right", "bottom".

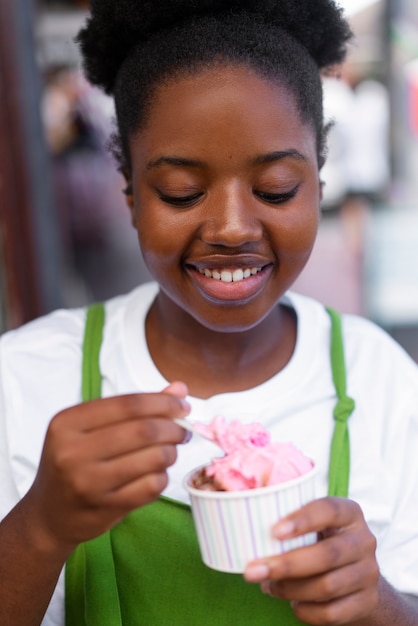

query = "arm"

[
  {"left": 404, "top": 595, "right": 418, "bottom": 611},
  {"left": 351, "top": 580, "right": 418, "bottom": 626},
  {"left": 0, "top": 497, "right": 73, "bottom": 626},
  {"left": 0, "top": 389, "right": 190, "bottom": 626},
  {"left": 244, "top": 497, "right": 418, "bottom": 626}
]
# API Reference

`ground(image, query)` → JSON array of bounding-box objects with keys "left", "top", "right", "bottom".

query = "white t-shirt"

[{"left": 1, "top": 283, "right": 418, "bottom": 625}]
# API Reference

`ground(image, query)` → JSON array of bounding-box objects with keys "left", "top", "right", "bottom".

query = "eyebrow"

[
  {"left": 252, "top": 149, "right": 307, "bottom": 165},
  {"left": 146, "top": 149, "right": 307, "bottom": 171},
  {"left": 146, "top": 156, "right": 205, "bottom": 170}
]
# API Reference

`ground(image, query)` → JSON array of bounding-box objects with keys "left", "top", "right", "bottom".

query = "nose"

[{"left": 200, "top": 184, "right": 263, "bottom": 247}]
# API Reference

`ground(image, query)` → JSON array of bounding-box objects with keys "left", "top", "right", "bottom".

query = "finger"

[
  {"left": 103, "top": 470, "right": 170, "bottom": 511},
  {"left": 245, "top": 541, "right": 350, "bottom": 583},
  {"left": 82, "top": 417, "right": 186, "bottom": 461},
  {"left": 245, "top": 526, "right": 375, "bottom": 582},
  {"left": 53, "top": 392, "right": 191, "bottom": 432},
  {"left": 272, "top": 497, "right": 363, "bottom": 540},
  {"left": 161, "top": 382, "right": 193, "bottom": 442},
  {"left": 291, "top": 588, "right": 379, "bottom": 626},
  {"left": 162, "top": 381, "right": 189, "bottom": 398},
  {"left": 76, "top": 443, "right": 178, "bottom": 497},
  {"left": 266, "top": 559, "right": 379, "bottom": 603},
  {"left": 105, "top": 444, "right": 178, "bottom": 491},
  {"left": 72, "top": 470, "right": 172, "bottom": 522}
]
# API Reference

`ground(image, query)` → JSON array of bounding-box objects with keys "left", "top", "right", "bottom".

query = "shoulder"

[
  {"left": 0, "top": 282, "right": 159, "bottom": 409},
  {"left": 0, "top": 307, "right": 88, "bottom": 405},
  {"left": 0, "top": 282, "right": 157, "bottom": 362},
  {"left": 0, "top": 307, "right": 86, "bottom": 428},
  {"left": 0, "top": 307, "right": 89, "bottom": 501},
  {"left": 289, "top": 290, "right": 417, "bottom": 362},
  {"left": 287, "top": 290, "right": 418, "bottom": 394},
  {"left": 0, "top": 306, "right": 85, "bottom": 359},
  {"left": 340, "top": 310, "right": 418, "bottom": 389},
  {"left": 0, "top": 285, "right": 153, "bottom": 404}
]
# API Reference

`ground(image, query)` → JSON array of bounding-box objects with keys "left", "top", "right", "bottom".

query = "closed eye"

[
  {"left": 255, "top": 186, "right": 299, "bottom": 205},
  {"left": 158, "top": 192, "right": 203, "bottom": 207}
]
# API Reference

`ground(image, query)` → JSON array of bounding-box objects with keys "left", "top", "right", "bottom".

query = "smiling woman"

[
  {"left": 1, "top": 2, "right": 418, "bottom": 626},
  {"left": 129, "top": 67, "right": 320, "bottom": 344}
]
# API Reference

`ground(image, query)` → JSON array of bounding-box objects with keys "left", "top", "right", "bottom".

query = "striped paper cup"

[{"left": 184, "top": 464, "right": 317, "bottom": 573}]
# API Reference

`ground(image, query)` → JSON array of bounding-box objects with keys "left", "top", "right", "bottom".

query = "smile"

[{"left": 197, "top": 267, "right": 262, "bottom": 283}]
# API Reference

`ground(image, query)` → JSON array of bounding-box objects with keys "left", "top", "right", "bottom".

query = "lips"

[{"left": 188, "top": 258, "right": 272, "bottom": 302}]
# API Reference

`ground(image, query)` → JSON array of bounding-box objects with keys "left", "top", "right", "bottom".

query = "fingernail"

[
  {"left": 244, "top": 563, "right": 269, "bottom": 582},
  {"left": 260, "top": 581, "right": 273, "bottom": 596},
  {"left": 181, "top": 430, "right": 192, "bottom": 445},
  {"left": 180, "top": 399, "right": 191, "bottom": 412},
  {"left": 273, "top": 520, "right": 295, "bottom": 538}
]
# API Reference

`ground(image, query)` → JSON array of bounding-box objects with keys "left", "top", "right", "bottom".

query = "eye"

[
  {"left": 158, "top": 192, "right": 203, "bottom": 207},
  {"left": 255, "top": 186, "right": 299, "bottom": 205}
]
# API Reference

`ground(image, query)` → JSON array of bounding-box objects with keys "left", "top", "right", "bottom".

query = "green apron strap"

[
  {"left": 326, "top": 307, "right": 355, "bottom": 498},
  {"left": 81, "top": 302, "right": 105, "bottom": 402},
  {"left": 65, "top": 303, "right": 123, "bottom": 626}
]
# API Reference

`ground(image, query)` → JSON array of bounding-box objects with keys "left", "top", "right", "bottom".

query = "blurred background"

[{"left": 1, "top": 0, "right": 418, "bottom": 358}]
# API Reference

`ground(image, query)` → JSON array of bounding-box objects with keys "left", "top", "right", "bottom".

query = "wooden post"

[
  {"left": 0, "top": 0, "right": 63, "bottom": 329},
  {"left": 0, "top": 1, "right": 41, "bottom": 328}
]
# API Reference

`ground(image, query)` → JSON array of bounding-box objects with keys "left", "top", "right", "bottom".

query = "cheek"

[
  {"left": 135, "top": 188, "right": 199, "bottom": 262},
  {"left": 296, "top": 209, "right": 320, "bottom": 251},
  {"left": 271, "top": 208, "right": 319, "bottom": 293},
  {"left": 136, "top": 208, "right": 183, "bottom": 275},
  {"left": 273, "top": 203, "right": 320, "bottom": 258}
]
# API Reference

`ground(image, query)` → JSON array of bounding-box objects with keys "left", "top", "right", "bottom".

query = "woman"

[{"left": 1, "top": 1, "right": 417, "bottom": 624}]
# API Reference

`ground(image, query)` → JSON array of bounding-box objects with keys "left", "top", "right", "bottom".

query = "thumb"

[{"left": 162, "top": 381, "right": 189, "bottom": 399}]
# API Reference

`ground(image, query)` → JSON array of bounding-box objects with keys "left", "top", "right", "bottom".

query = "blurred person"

[
  {"left": 321, "top": 65, "right": 390, "bottom": 209},
  {"left": 295, "top": 65, "right": 390, "bottom": 315},
  {"left": 43, "top": 68, "right": 150, "bottom": 303}
]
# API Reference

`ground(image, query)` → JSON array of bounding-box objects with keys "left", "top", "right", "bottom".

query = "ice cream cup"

[{"left": 184, "top": 463, "right": 317, "bottom": 573}]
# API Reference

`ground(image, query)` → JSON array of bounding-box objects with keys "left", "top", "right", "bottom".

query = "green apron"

[{"left": 65, "top": 303, "right": 354, "bottom": 625}]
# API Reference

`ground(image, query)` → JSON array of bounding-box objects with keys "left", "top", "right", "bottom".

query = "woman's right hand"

[{"left": 23, "top": 385, "right": 190, "bottom": 553}]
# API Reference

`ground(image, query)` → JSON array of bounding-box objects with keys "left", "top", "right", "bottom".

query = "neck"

[{"left": 145, "top": 293, "right": 297, "bottom": 398}]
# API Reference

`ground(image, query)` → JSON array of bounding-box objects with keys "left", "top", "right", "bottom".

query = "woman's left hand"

[{"left": 244, "top": 497, "right": 380, "bottom": 625}]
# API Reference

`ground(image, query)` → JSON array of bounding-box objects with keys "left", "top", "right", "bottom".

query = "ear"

[{"left": 122, "top": 175, "right": 137, "bottom": 227}]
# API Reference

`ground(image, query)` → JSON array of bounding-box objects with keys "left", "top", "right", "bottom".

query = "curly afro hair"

[{"left": 77, "top": 0, "right": 352, "bottom": 173}]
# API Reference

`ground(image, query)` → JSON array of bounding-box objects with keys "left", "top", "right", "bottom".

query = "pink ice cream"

[{"left": 193, "top": 416, "right": 313, "bottom": 491}]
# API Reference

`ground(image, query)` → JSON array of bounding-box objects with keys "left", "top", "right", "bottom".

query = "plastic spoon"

[{"left": 174, "top": 418, "right": 221, "bottom": 447}]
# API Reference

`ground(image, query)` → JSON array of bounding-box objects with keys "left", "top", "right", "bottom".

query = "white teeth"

[
  {"left": 198, "top": 267, "right": 262, "bottom": 283},
  {"left": 221, "top": 271, "right": 233, "bottom": 282},
  {"left": 233, "top": 269, "right": 244, "bottom": 282}
]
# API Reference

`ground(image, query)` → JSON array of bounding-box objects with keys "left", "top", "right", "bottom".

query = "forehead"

[{"left": 131, "top": 64, "right": 317, "bottom": 165}]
